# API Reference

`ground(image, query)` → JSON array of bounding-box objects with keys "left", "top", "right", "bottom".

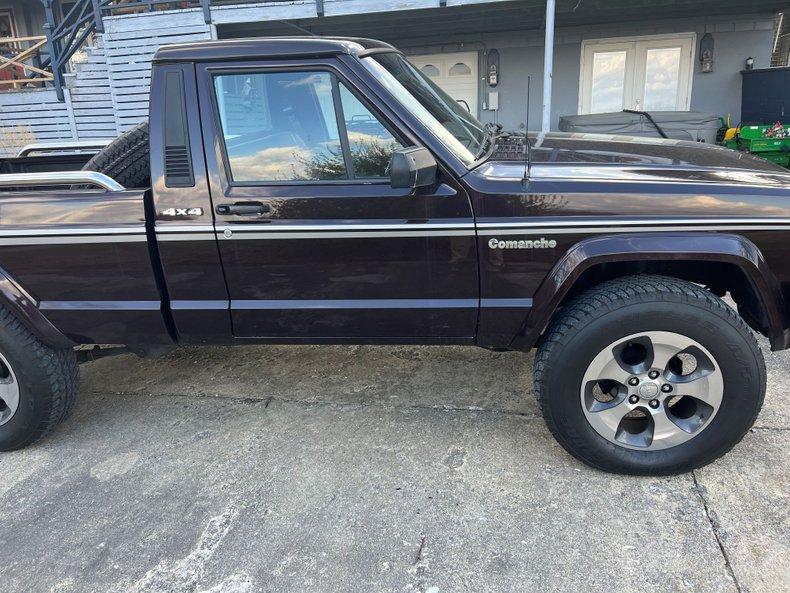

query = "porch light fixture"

[
  {"left": 699, "top": 33, "right": 714, "bottom": 73},
  {"left": 487, "top": 49, "right": 500, "bottom": 87}
]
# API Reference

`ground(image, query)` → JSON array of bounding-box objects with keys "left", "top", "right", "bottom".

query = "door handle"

[{"left": 216, "top": 202, "right": 270, "bottom": 216}]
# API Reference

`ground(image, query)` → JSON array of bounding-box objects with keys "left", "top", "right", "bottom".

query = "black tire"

[
  {"left": 534, "top": 275, "right": 766, "bottom": 476},
  {"left": 82, "top": 121, "right": 151, "bottom": 189},
  {"left": 0, "top": 307, "right": 79, "bottom": 452}
]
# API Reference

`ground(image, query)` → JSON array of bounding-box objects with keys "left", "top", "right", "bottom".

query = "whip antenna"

[{"left": 522, "top": 76, "right": 532, "bottom": 186}]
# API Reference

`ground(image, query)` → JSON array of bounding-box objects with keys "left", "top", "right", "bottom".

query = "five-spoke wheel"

[
  {"left": 534, "top": 275, "right": 766, "bottom": 475},
  {"left": 581, "top": 331, "right": 723, "bottom": 450}
]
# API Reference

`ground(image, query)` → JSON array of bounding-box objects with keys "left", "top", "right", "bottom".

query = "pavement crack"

[
  {"left": 83, "top": 390, "right": 541, "bottom": 419},
  {"left": 413, "top": 535, "right": 427, "bottom": 565},
  {"left": 751, "top": 425, "right": 790, "bottom": 431},
  {"left": 272, "top": 397, "right": 541, "bottom": 419},
  {"left": 409, "top": 535, "right": 430, "bottom": 593},
  {"left": 691, "top": 471, "right": 743, "bottom": 593},
  {"left": 85, "top": 390, "right": 266, "bottom": 405}
]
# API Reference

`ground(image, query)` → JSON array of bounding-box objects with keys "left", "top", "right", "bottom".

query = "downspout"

[{"left": 541, "top": 0, "right": 556, "bottom": 133}]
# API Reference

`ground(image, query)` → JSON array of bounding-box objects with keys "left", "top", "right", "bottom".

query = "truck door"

[{"left": 197, "top": 60, "right": 478, "bottom": 341}]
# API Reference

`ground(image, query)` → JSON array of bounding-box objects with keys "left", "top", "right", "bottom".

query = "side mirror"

[{"left": 389, "top": 147, "right": 437, "bottom": 190}]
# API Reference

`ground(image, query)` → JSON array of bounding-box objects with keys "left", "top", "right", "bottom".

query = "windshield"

[{"left": 361, "top": 52, "right": 487, "bottom": 165}]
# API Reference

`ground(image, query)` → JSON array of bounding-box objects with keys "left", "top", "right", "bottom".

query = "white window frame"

[{"left": 578, "top": 33, "right": 696, "bottom": 114}]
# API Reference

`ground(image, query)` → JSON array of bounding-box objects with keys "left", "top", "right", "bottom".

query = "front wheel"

[{"left": 534, "top": 275, "right": 766, "bottom": 475}]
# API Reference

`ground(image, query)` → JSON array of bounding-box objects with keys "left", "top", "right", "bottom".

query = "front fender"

[
  {"left": 513, "top": 232, "right": 789, "bottom": 350},
  {"left": 0, "top": 265, "right": 73, "bottom": 349}
]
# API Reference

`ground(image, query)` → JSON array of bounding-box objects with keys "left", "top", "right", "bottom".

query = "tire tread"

[
  {"left": 534, "top": 274, "right": 766, "bottom": 474},
  {"left": 0, "top": 307, "right": 79, "bottom": 451},
  {"left": 81, "top": 121, "right": 151, "bottom": 189}
]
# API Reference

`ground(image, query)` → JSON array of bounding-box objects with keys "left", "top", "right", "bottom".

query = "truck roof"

[{"left": 153, "top": 37, "right": 396, "bottom": 63}]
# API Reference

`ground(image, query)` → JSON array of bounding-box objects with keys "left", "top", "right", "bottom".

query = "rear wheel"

[
  {"left": 82, "top": 121, "right": 151, "bottom": 189},
  {"left": 0, "top": 308, "right": 79, "bottom": 451},
  {"left": 534, "top": 275, "right": 765, "bottom": 475}
]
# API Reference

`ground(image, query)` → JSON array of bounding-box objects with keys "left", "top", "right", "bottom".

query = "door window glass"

[
  {"left": 590, "top": 50, "right": 627, "bottom": 113},
  {"left": 338, "top": 84, "right": 402, "bottom": 179},
  {"left": 214, "top": 71, "right": 346, "bottom": 182}
]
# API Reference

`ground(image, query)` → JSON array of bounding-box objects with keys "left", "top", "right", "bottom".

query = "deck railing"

[
  {"left": 19, "top": 0, "right": 328, "bottom": 101},
  {"left": 100, "top": 0, "right": 326, "bottom": 21},
  {"left": 0, "top": 36, "right": 52, "bottom": 90}
]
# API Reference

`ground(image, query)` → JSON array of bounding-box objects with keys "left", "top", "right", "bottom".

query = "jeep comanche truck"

[{"left": 0, "top": 38, "right": 788, "bottom": 475}]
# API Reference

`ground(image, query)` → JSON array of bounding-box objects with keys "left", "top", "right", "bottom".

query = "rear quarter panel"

[{"left": 0, "top": 189, "right": 171, "bottom": 345}]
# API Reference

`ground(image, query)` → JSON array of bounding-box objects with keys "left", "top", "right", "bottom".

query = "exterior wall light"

[{"left": 699, "top": 33, "right": 714, "bottom": 73}]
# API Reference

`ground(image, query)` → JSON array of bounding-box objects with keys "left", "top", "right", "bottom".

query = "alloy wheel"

[
  {"left": 580, "top": 331, "right": 723, "bottom": 450},
  {"left": 0, "top": 351, "right": 20, "bottom": 427}
]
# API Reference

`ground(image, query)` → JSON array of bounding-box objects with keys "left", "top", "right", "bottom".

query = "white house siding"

[
  {"left": 103, "top": 8, "right": 212, "bottom": 133},
  {"left": 211, "top": 1, "right": 318, "bottom": 24},
  {"left": 67, "top": 41, "right": 118, "bottom": 140},
  {"left": 0, "top": 89, "right": 76, "bottom": 156},
  {"left": 400, "top": 14, "right": 776, "bottom": 131},
  {"left": 1, "top": 39, "right": 117, "bottom": 156},
  {"left": 0, "top": 2, "right": 780, "bottom": 154}
]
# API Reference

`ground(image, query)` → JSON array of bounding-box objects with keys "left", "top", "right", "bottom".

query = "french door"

[{"left": 579, "top": 34, "right": 695, "bottom": 114}]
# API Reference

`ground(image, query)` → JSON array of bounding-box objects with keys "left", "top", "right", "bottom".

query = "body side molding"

[{"left": 513, "top": 232, "right": 789, "bottom": 351}]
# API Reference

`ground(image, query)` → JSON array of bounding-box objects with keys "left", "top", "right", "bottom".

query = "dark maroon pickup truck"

[{"left": 0, "top": 37, "right": 788, "bottom": 475}]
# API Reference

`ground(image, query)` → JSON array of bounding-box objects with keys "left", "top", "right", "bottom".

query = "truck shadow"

[{"left": 79, "top": 345, "right": 538, "bottom": 417}]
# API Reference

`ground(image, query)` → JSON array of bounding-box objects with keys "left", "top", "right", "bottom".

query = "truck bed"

[{"left": 0, "top": 141, "right": 106, "bottom": 175}]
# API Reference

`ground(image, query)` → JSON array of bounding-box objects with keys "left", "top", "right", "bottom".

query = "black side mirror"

[{"left": 389, "top": 147, "right": 437, "bottom": 190}]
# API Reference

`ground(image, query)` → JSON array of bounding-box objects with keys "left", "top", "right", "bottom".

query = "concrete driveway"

[{"left": 0, "top": 339, "right": 787, "bottom": 593}]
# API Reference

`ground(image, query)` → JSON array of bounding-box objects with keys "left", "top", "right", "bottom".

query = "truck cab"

[{"left": 151, "top": 38, "right": 481, "bottom": 346}]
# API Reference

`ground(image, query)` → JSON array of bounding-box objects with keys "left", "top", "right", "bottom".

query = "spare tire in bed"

[{"left": 82, "top": 121, "right": 151, "bottom": 189}]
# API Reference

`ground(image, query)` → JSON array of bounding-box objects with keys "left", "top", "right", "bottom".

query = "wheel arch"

[
  {"left": 0, "top": 266, "right": 73, "bottom": 349},
  {"left": 512, "top": 232, "right": 789, "bottom": 351}
]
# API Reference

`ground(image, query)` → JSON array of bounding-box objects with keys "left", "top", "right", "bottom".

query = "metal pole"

[
  {"left": 541, "top": 0, "right": 555, "bottom": 133},
  {"left": 200, "top": 0, "right": 212, "bottom": 25},
  {"left": 42, "top": 22, "right": 64, "bottom": 101},
  {"left": 91, "top": 0, "right": 104, "bottom": 33},
  {"left": 42, "top": 0, "right": 65, "bottom": 101},
  {"left": 42, "top": 0, "right": 59, "bottom": 55}
]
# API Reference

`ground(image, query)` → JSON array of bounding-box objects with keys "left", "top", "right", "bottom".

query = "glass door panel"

[
  {"left": 642, "top": 47, "right": 682, "bottom": 110},
  {"left": 590, "top": 50, "right": 628, "bottom": 113}
]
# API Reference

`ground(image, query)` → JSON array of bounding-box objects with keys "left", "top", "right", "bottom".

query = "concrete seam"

[{"left": 691, "top": 471, "right": 743, "bottom": 593}]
